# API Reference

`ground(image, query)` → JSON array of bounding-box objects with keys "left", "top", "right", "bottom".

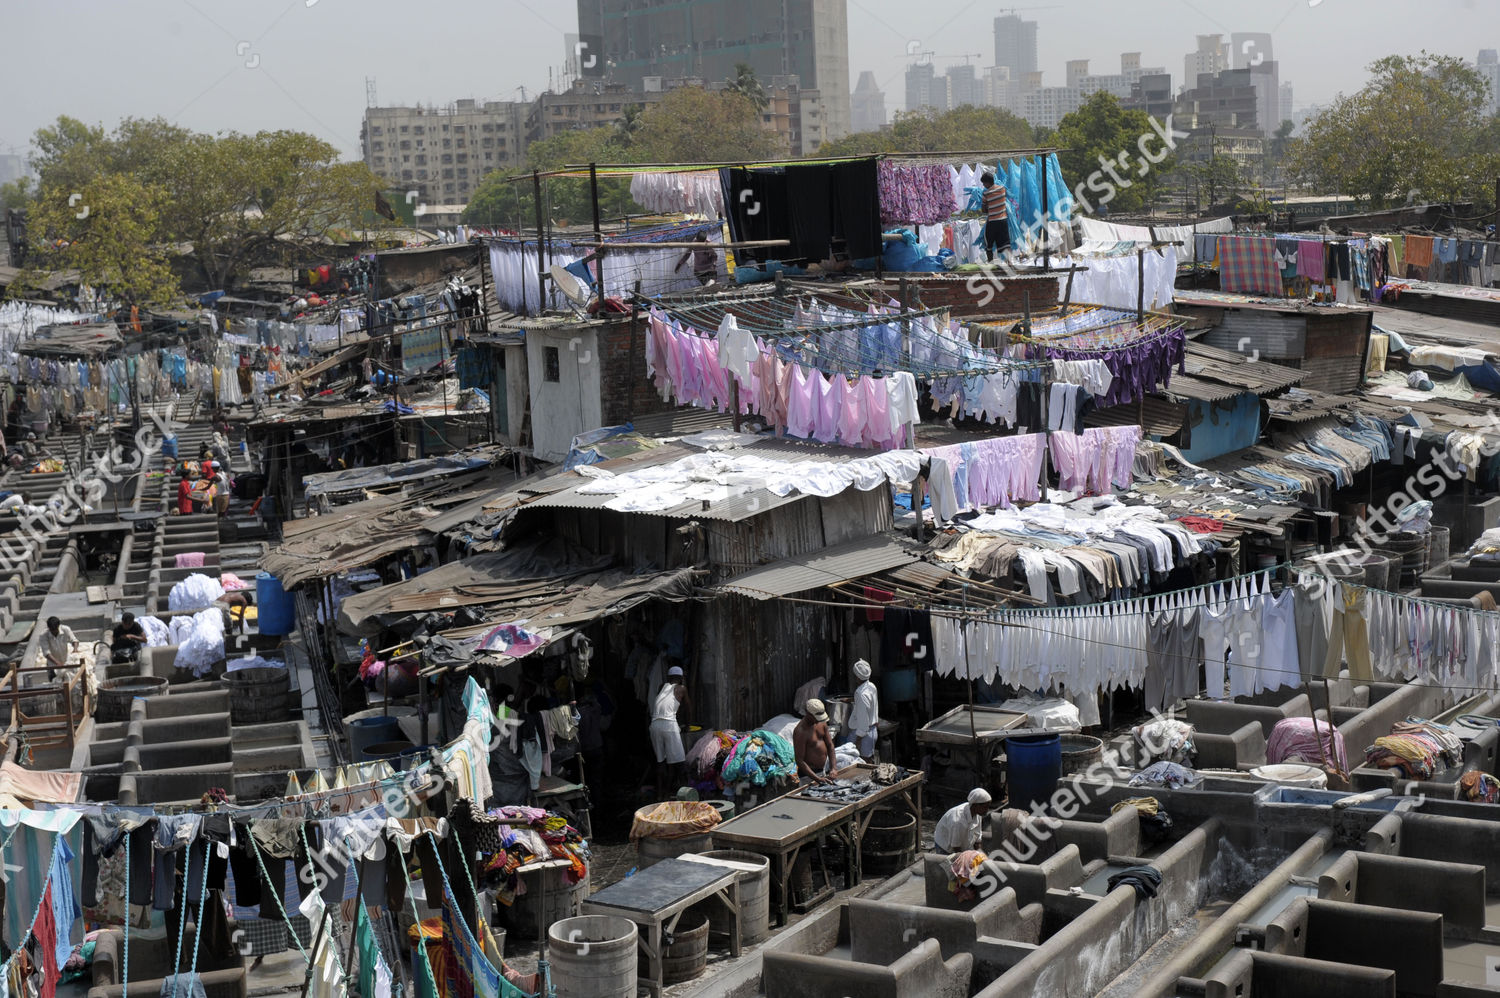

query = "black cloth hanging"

[{"left": 830, "top": 159, "right": 881, "bottom": 261}]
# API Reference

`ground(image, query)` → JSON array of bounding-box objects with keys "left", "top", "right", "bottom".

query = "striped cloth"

[{"left": 1217, "top": 236, "right": 1283, "bottom": 296}]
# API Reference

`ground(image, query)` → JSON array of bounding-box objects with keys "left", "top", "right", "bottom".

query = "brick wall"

[{"left": 597, "top": 315, "right": 674, "bottom": 426}]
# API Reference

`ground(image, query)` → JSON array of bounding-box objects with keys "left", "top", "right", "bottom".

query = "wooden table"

[
  {"left": 581, "top": 857, "right": 741, "bottom": 998},
  {"left": 787, "top": 763, "right": 925, "bottom": 889},
  {"left": 916, "top": 705, "right": 1034, "bottom": 806}
]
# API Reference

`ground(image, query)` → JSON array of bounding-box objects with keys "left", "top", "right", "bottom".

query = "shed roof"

[{"left": 714, "top": 534, "right": 922, "bottom": 600}]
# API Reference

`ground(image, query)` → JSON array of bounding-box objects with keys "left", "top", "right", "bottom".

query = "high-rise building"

[
  {"left": 575, "top": 0, "right": 851, "bottom": 139},
  {"left": 851, "top": 71, "right": 886, "bottom": 132},
  {"left": 993, "top": 14, "right": 1039, "bottom": 81},
  {"left": 1230, "top": 33, "right": 1274, "bottom": 71},
  {"left": 1227, "top": 33, "right": 1278, "bottom": 135},
  {"left": 362, "top": 100, "right": 527, "bottom": 205},
  {"left": 947, "top": 65, "right": 985, "bottom": 109},
  {"left": 1175, "top": 67, "right": 1259, "bottom": 133},
  {"left": 1477, "top": 49, "right": 1500, "bottom": 116},
  {"left": 1066, "top": 53, "right": 1169, "bottom": 102},
  {"left": 906, "top": 62, "right": 946, "bottom": 114},
  {"left": 0, "top": 154, "right": 27, "bottom": 187},
  {"left": 1184, "top": 34, "right": 1230, "bottom": 92},
  {"left": 1278, "top": 82, "right": 1295, "bottom": 131}
]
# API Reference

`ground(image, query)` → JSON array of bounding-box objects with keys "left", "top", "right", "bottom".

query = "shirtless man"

[{"left": 793, "top": 699, "right": 837, "bottom": 785}]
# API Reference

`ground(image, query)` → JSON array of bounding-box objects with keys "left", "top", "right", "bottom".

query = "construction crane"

[{"left": 995, "top": 5, "right": 1061, "bottom": 14}]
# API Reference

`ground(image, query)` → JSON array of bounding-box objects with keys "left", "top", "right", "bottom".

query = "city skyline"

[{"left": 1, "top": 0, "right": 1496, "bottom": 165}]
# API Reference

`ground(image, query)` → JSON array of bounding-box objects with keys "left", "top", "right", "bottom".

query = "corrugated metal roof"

[
  {"left": 630, "top": 407, "right": 737, "bottom": 436},
  {"left": 1165, "top": 342, "right": 1305, "bottom": 401},
  {"left": 1085, "top": 397, "right": 1186, "bottom": 436},
  {"left": 1265, "top": 386, "right": 1360, "bottom": 424},
  {"left": 715, "top": 535, "right": 920, "bottom": 600}
]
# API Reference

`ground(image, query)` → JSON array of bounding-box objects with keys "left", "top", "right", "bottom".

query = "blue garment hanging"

[{"left": 1045, "top": 153, "right": 1073, "bottom": 221}]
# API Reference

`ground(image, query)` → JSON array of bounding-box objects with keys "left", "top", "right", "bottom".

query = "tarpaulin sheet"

[{"left": 262, "top": 502, "right": 440, "bottom": 589}]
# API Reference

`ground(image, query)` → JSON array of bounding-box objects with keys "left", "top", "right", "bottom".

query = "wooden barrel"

[
  {"left": 690, "top": 850, "right": 771, "bottom": 945},
  {"left": 653, "top": 908, "right": 709, "bottom": 985},
  {"left": 96, "top": 676, "right": 169, "bottom": 723},
  {"left": 861, "top": 807, "right": 917, "bottom": 875},
  {"left": 548, "top": 915, "right": 637, "bottom": 998},
  {"left": 637, "top": 831, "right": 714, "bottom": 869},
  {"left": 220, "top": 667, "right": 289, "bottom": 723},
  {"left": 505, "top": 868, "right": 589, "bottom": 940},
  {"left": 1060, "top": 734, "right": 1104, "bottom": 776}
]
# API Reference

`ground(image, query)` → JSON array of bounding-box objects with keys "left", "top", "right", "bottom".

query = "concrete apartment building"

[
  {"left": 361, "top": 100, "right": 526, "bottom": 205},
  {"left": 993, "top": 13, "right": 1039, "bottom": 82},
  {"left": 1477, "top": 49, "right": 1500, "bottom": 116},
  {"left": 1184, "top": 34, "right": 1231, "bottom": 93},
  {"left": 576, "top": 0, "right": 851, "bottom": 140}
]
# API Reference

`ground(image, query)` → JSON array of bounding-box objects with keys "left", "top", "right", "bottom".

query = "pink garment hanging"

[
  {"left": 862, "top": 375, "right": 891, "bottom": 449},
  {"left": 786, "top": 365, "right": 817, "bottom": 439},
  {"left": 837, "top": 375, "right": 868, "bottom": 446},
  {"left": 812, "top": 370, "right": 839, "bottom": 443}
]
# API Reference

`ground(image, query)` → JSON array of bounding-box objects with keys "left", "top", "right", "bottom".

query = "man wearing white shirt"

[
  {"left": 933, "top": 788, "right": 992, "bottom": 854},
  {"left": 842, "top": 659, "right": 880, "bottom": 761}
]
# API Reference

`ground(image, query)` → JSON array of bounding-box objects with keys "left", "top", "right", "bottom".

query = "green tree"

[
  {"left": 1187, "top": 155, "right": 1246, "bottom": 210},
  {"left": 0, "top": 177, "right": 32, "bottom": 213},
  {"left": 1054, "top": 92, "right": 1177, "bottom": 215},
  {"left": 633, "top": 88, "right": 783, "bottom": 164},
  {"left": 463, "top": 128, "right": 634, "bottom": 228},
  {"left": 25, "top": 115, "right": 387, "bottom": 293},
  {"left": 16, "top": 174, "right": 180, "bottom": 306},
  {"left": 821, "top": 105, "right": 1033, "bottom": 156},
  {"left": 613, "top": 103, "right": 646, "bottom": 148},
  {"left": 726, "top": 63, "right": 769, "bottom": 112},
  {"left": 1289, "top": 52, "right": 1499, "bottom": 210}
]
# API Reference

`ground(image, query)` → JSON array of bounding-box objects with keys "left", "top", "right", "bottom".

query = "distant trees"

[
  {"left": 1053, "top": 93, "right": 1177, "bottom": 215},
  {"left": 820, "top": 105, "right": 1034, "bottom": 157},
  {"left": 1289, "top": 53, "right": 1500, "bottom": 210},
  {"left": 463, "top": 87, "right": 782, "bottom": 227},
  {"left": 10, "top": 116, "right": 385, "bottom": 303}
]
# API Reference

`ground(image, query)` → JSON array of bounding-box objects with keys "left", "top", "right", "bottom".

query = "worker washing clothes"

[
  {"left": 650, "top": 665, "right": 691, "bottom": 798},
  {"left": 934, "top": 788, "right": 993, "bottom": 854},
  {"left": 39, "top": 616, "right": 78, "bottom": 682},
  {"left": 110, "top": 611, "right": 147, "bottom": 663},
  {"left": 841, "top": 659, "right": 880, "bottom": 762},
  {"left": 793, "top": 699, "right": 837, "bottom": 785}
]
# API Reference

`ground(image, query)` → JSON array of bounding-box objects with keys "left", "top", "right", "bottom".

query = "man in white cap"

[
  {"left": 793, "top": 698, "right": 837, "bottom": 785},
  {"left": 933, "top": 788, "right": 993, "bottom": 854},
  {"left": 650, "top": 665, "right": 691, "bottom": 797},
  {"left": 843, "top": 659, "right": 880, "bottom": 761}
]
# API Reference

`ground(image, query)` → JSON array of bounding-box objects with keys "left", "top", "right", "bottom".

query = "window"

[
  {"left": 443, "top": 168, "right": 454, "bottom": 179},
  {"left": 371, "top": 126, "right": 383, "bottom": 135},
  {"left": 481, "top": 123, "right": 494, "bottom": 133},
  {"left": 372, "top": 141, "right": 384, "bottom": 151},
  {"left": 481, "top": 137, "right": 493, "bottom": 148},
  {"left": 543, "top": 346, "right": 560, "bottom": 382},
  {"left": 399, "top": 125, "right": 409, "bottom": 133},
  {"left": 443, "top": 139, "right": 452, "bottom": 149},
  {"left": 457, "top": 167, "right": 468, "bottom": 177},
  {"left": 417, "top": 169, "right": 428, "bottom": 180},
  {"left": 456, "top": 153, "right": 467, "bottom": 163},
  {"left": 413, "top": 125, "right": 425, "bottom": 135},
  {"left": 401, "top": 169, "right": 413, "bottom": 180},
  {"left": 399, "top": 140, "right": 411, "bottom": 150},
  {"left": 441, "top": 154, "right": 453, "bottom": 164},
  {"left": 456, "top": 138, "right": 465, "bottom": 148},
  {"left": 444, "top": 182, "right": 456, "bottom": 194},
  {"left": 415, "top": 154, "right": 427, "bottom": 165}
]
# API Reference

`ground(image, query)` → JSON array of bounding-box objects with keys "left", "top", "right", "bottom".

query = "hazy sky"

[{"left": 3, "top": 0, "right": 1496, "bottom": 164}]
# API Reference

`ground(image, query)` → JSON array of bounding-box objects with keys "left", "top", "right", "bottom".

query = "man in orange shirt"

[
  {"left": 980, "top": 172, "right": 1011, "bottom": 262},
  {"left": 176, "top": 468, "right": 195, "bottom": 515}
]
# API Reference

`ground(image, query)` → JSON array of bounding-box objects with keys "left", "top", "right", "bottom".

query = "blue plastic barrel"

[
  {"left": 256, "top": 572, "right": 296, "bottom": 636},
  {"left": 1005, "top": 734, "right": 1063, "bottom": 811},
  {"left": 348, "top": 715, "right": 402, "bottom": 759},
  {"left": 883, "top": 666, "right": 919, "bottom": 704},
  {"left": 162, "top": 436, "right": 178, "bottom": 458}
]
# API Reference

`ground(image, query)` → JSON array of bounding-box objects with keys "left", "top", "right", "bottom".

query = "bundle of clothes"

[
  {"left": 721, "top": 729, "right": 797, "bottom": 786},
  {"left": 1363, "top": 718, "right": 1466, "bottom": 780},
  {"left": 947, "top": 849, "right": 990, "bottom": 902},
  {"left": 1133, "top": 718, "right": 1195, "bottom": 766},
  {"left": 1459, "top": 771, "right": 1500, "bottom": 803},
  {"left": 686, "top": 729, "right": 740, "bottom": 791},
  {"left": 1267, "top": 716, "right": 1349, "bottom": 774},
  {"left": 475, "top": 804, "right": 590, "bottom": 905}
]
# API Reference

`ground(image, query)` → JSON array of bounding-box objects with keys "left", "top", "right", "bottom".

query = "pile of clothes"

[
  {"left": 947, "top": 849, "right": 990, "bottom": 902},
  {"left": 1133, "top": 718, "right": 1196, "bottom": 766},
  {"left": 1460, "top": 771, "right": 1500, "bottom": 803},
  {"left": 686, "top": 730, "right": 740, "bottom": 790},
  {"left": 1364, "top": 718, "right": 1466, "bottom": 780},
  {"left": 721, "top": 730, "right": 796, "bottom": 786},
  {"left": 477, "top": 804, "right": 590, "bottom": 905}
]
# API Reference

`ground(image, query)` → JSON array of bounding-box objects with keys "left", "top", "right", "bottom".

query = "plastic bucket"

[
  {"left": 1005, "top": 733, "right": 1062, "bottom": 811},
  {"left": 361, "top": 740, "right": 412, "bottom": 763},
  {"left": 1250, "top": 764, "right": 1327, "bottom": 789},
  {"left": 883, "top": 666, "right": 919, "bottom": 704},
  {"left": 348, "top": 714, "right": 403, "bottom": 758},
  {"left": 255, "top": 572, "right": 296, "bottom": 636}
]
